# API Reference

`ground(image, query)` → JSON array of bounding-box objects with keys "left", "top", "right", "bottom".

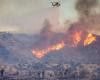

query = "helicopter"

[{"left": 51, "top": 1, "right": 60, "bottom": 7}]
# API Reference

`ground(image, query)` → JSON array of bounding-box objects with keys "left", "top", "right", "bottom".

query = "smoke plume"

[
  {"left": 75, "top": 0, "right": 100, "bottom": 35},
  {"left": 75, "top": 0, "right": 98, "bottom": 17}
]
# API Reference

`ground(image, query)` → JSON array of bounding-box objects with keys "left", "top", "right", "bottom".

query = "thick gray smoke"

[
  {"left": 75, "top": 0, "right": 100, "bottom": 35},
  {"left": 75, "top": 0, "right": 98, "bottom": 18}
]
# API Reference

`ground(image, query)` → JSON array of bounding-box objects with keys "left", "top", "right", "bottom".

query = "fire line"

[{"left": 32, "top": 32, "right": 96, "bottom": 58}]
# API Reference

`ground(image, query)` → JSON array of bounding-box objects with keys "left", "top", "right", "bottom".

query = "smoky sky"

[
  {"left": 75, "top": 0, "right": 98, "bottom": 17},
  {"left": 0, "top": 0, "right": 55, "bottom": 34},
  {"left": 0, "top": 0, "right": 100, "bottom": 35},
  {"left": 0, "top": 0, "right": 79, "bottom": 34},
  {"left": 0, "top": 0, "right": 49, "bottom": 17},
  {"left": 75, "top": 0, "right": 100, "bottom": 35}
]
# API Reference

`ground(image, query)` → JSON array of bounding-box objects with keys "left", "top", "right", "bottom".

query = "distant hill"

[
  {"left": 0, "top": 26, "right": 100, "bottom": 67},
  {"left": 42, "top": 29, "right": 100, "bottom": 64},
  {"left": 0, "top": 32, "right": 38, "bottom": 66}
]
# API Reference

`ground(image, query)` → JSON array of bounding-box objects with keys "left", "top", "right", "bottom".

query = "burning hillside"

[
  {"left": 0, "top": 26, "right": 99, "bottom": 66},
  {"left": 32, "top": 41, "right": 65, "bottom": 59},
  {"left": 0, "top": 21, "right": 99, "bottom": 64},
  {"left": 32, "top": 27, "right": 96, "bottom": 59}
]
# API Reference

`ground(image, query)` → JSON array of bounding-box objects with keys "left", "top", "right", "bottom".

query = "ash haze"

[{"left": 0, "top": 0, "right": 100, "bottom": 35}]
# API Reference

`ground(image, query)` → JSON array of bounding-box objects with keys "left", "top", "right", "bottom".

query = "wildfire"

[
  {"left": 32, "top": 31, "right": 96, "bottom": 59},
  {"left": 84, "top": 33, "right": 96, "bottom": 46},
  {"left": 32, "top": 41, "right": 65, "bottom": 59},
  {"left": 72, "top": 31, "right": 82, "bottom": 47}
]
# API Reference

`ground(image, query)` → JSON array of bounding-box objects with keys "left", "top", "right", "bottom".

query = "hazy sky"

[
  {"left": 0, "top": 0, "right": 100, "bottom": 35},
  {"left": 0, "top": 0, "right": 79, "bottom": 34}
]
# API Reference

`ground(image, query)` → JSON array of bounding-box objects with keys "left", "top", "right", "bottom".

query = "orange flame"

[
  {"left": 72, "top": 31, "right": 82, "bottom": 47},
  {"left": 32, "top": 41, "right": 65, "bottom": 59},
  {"left": 84, "top": 33, "right": 96, "bottom": 46},
  {"left": 32, "top": 32, "right": 96, "bottom": 59}
]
